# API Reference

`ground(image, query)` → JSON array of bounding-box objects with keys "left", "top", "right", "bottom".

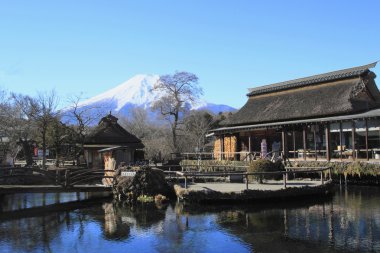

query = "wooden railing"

[
  {"left": 0, "top": 167, "right": 114, "bottom": 187},
  {"left": 180, "top": 151, "right": 261, "bottom": 161},
  {"left": 165, "top": 166, "right": 332, "bottom": 189}
]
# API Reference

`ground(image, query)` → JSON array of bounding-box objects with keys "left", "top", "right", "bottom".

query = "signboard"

[
  {"left": 37, "top": 149, "right": 49, "bottom": 157},
  {"left": 121, "top": 171, "right": 136, "bottom": 177}
]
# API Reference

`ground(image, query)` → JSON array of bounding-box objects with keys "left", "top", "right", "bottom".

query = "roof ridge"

[{"left": 247, "top": 62, "right": 377, "bottom": 96}]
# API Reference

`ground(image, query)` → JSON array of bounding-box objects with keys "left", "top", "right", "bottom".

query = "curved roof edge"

[{"left": 247, "top": 62, "right": 377, "bottom": 96}]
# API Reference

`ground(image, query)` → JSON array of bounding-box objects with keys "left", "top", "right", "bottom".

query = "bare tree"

[
  {"left": 12, "top": 90, "right": 59, "bottom": 169},
  {"left": 0, "top": 90, "right": 35, "bottom": 165},
  {"left": 46, "top": 116, "right": 75, "bottom": 167},
  {"left": 119, "top": 107, "right": 169, "bottom": 161},
  {"left": 65, "top": 93, "right": 108, "bottom": 164},
  {"left": 183, "top": 110, "right": 214, "bottom": 152},
  {"left": 119, "top": 107, "right": 151, "bottom": 140},
  {"left": 151, "top": 71, "right": 202, "bottom": 153}
]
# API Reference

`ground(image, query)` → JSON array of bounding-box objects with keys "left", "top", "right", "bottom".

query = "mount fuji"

[{"left": 77, "top": 74, "right": 236, "bottom": 119}]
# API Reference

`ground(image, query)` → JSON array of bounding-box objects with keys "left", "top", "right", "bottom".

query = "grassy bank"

[
  {"left": 289, "top": 161, "right": 380, "bottom": 185},
  {"left": 180, "top": 160, "right": 380, "bottom": 185}
]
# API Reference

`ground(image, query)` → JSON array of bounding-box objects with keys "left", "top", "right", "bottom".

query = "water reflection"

[
  {"left": 0, "top": 192, "right": 107, "bottom": 212},
  {"left": 186, "top": 186, "right": 379, "bottom": 252},
  {"left": 102, "top": 202, "right": 167, "bottom": 240},
  {"left": 0, "top": 186, "right": 378, "bottom": 253}
]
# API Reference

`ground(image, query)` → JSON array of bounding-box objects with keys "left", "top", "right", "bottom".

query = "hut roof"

[
  {"left": 211, "top": 107, "right": 380, "bottom": 134},
  {"left": 247, "top": 62, "right": 377, "bottom": 96},
  {"left": 223, "top": 63, "right": 379, "bottom": 127},
  {"left": 84, "top": 113, "right": 144, "bottom": 148}
]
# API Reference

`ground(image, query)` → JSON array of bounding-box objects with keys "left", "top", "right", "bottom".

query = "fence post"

[
  {"left": 184, "top": 175, "right": 187, "bottom": 189},
  {"left": 55, "top": 170, "right": 60, "bottom": 185},
  {"left": 283, "top": 173, "right": 287, "bottom": 189},
  {"left": 320, "top": 171, "right": 324, "bottom": 185},
  {"left": 285, "top": 167, "right": 289, "bottom": 180},
  {"left": 329, "top": 167, "right": 332, "bottom": 181},
  {"left": 64, "top": 169, "right": 70, "bottom": 187},
  {"left": 245, "top": 173, "right": 249, "bottom": 190}
]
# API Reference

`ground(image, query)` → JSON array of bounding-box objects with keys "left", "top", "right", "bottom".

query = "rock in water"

[{"left": 113, "top": 166, "right": 174, "bottom": 203}]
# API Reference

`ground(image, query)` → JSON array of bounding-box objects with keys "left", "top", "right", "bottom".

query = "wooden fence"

[
  {"left": 0, "top": 167, "right": 114, "bottom": 187},
  {"left": 165, "top": 166, "right": 332, "bottom": 189}
]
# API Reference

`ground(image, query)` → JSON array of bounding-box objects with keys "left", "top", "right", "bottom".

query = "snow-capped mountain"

[
  {"left": 78, "top": 74, "right": 163, "bottom": 111},
  {"left": 77, "top": 74, "right": 236, "bottom": 118}
]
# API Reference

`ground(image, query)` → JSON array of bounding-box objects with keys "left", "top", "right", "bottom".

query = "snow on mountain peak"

[
  {"left": 77, "top": 74, "right": 235, "bottom": 115},
  {"left": 79, "top": 74, "right": 162, "bottom": 111}
]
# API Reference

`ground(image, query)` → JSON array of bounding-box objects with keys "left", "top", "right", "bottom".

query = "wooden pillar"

[
  {"left": 303, "top": 126, "right": 307, "bottom": 161},
  {"left": 292, "top": 129, "right": 296, "bottom": 159},
  {"left": 352, "top": 121, "right": 356, "bottom": 160},
  {"left": 282, "top": 128, "right": 288, "bottom": 159},
  {"left": 220, "top": 135, "right": 224, "bottom": 160},
  {"left": 313, "top": 125, "right": 317, "bottom": 161},
  {"left": 248, "top": 135, "right": 252, "bottom": 161},
  {"left": 365, "top": 119, "right": 369, "bottom": 161},
  {"left": 235, "top": 133, "right": 239, "bottom": 161},
  {"left": 339, "top": 122, "right": 343, "bottom": 160},
  {"left": 325, "top": 123, "right": 331, "bottom": 161},
  {"left": 248, "top": 135, "right": 252, "bottom": 153}
]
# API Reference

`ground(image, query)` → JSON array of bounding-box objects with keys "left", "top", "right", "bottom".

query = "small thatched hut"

[{"left": 83, "top": 113, "right": 144, "bottom": 170}]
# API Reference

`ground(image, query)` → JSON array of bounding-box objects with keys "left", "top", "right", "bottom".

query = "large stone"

[{"left": 113, "top": 166, "right": 174, "bottom": 203}]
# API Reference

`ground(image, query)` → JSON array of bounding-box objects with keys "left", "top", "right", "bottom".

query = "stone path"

[{"left": 186, "top": 180, "right": 324, "bottom": 193}]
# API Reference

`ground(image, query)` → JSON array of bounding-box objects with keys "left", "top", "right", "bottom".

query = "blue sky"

[{"left": 0, "top": 0, "right": 379, "bottom": 109}]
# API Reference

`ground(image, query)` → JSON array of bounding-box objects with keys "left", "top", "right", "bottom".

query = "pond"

[{"left": 0, "top": 186, "right": 379, "bottom": 253}]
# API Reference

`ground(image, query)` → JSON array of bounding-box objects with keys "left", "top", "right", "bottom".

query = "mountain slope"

[{"left": 77, "top": 74, "right": 236, "bottom": 118}]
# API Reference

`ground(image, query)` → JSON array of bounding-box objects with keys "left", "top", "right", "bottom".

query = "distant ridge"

[{"left": 75, "top": 74, "right": 236, "bottom": 120}]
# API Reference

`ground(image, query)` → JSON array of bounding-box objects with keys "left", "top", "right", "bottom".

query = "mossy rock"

[{"left": 113, "top": 166, "right": 175, "bottom": 203}]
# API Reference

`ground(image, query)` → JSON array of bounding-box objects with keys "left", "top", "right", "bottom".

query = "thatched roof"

[
  {"left": 223, "top": 63, "right": 379, "bottom": 126},
  {"left": 248, "top": 62, "right": 377, "bottom": 96},
  {"left": 84, "top": 114, "right": 144, "bottom": 148}
]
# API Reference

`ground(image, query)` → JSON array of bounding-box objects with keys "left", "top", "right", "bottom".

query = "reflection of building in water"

[
  {"left": 103, "top": 202, "right": 118, "bottom": 237},
  {"left": 285, "top": 187, "right": 379, "bottom": 251},
  {"left": 101, "top": 201, "right": 169, "bottom": 239},
  {"left": 102, "top": 202, "right": 130, "bottom": 240},
  {"left": 212, "top": 187, "right": 380, "bottom": 252}
]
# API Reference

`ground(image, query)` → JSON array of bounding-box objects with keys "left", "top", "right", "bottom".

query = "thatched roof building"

[
  {"left": 210, "top": 62, "right": 380, "bottom": 162},
  {"left": 84, "top": 113, "right": 144, "bottom": 169},
  {"left": 222, "top": 62, "right": 379, "bottom": 127},
  {"left": 84, "top": 114, "right": 143, "bottom": 148}
]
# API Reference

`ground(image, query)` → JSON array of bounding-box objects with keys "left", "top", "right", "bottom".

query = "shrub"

[
  {"left": 247, "top": 159, "right": 282, "bottom": 183},
  {"left": 137, "top": 195, "right": 154, "bottom": 202}
]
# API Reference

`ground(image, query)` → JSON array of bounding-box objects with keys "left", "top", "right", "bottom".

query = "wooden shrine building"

[
  {"left": 209, "top": 62, "right": 380, "bottom": 161},
  {"left": 83, "top": 113, "right": 144, "bottom": 169}
]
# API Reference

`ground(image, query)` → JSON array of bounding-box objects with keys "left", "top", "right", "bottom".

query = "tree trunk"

[
  {"left": 42, "top": 128, "right": 47, "bottom": 169},
  {"left": 172, "top": 126, "right": 178, "bottom": 153},
  {"left": 172, "top": 112, "right": 179, "bottom": 153},
  {"left": 55, "top": 146, "right": 60, "bottom": 167},
  {"left": 19, "top": 139, "right": 34, "bottom": 166}
]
